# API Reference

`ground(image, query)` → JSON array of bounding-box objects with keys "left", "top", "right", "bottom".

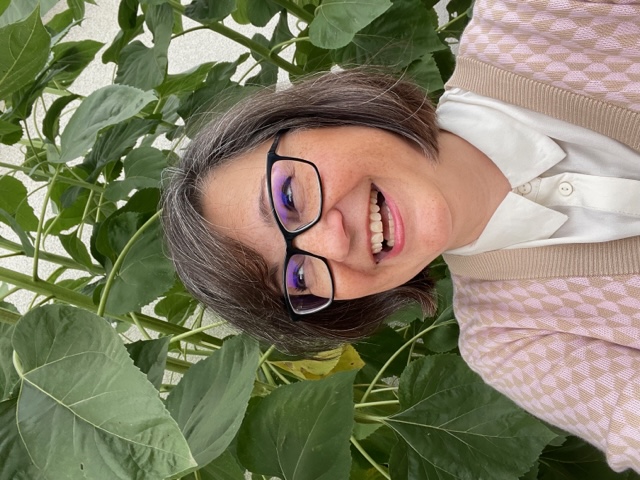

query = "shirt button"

[
  {"left": 559, "top": 182, "right": 573, "bottom": 196},
  {"left": 517, "top": 183, "right": 532, "bottom": 194}
]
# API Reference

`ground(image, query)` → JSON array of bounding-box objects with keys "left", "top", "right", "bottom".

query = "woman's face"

[{"left": 201, "top": 126, "right": 454, "bottom": 300}]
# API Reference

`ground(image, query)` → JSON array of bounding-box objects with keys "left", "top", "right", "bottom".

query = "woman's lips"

[{"left": 369, "top": 185, "right": 404, "bottom": 262}]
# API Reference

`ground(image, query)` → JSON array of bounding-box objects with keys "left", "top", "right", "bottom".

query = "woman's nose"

[{"left": 293, "top": 208, "right": 350, "bottom": 262}]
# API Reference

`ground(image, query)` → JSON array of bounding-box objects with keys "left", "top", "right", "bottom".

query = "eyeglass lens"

[{"left": 270, "top": 159, "right": 332, "bottom": 314}]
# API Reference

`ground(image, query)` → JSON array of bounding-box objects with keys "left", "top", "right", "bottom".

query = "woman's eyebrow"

[{"left": 259, "top": 175, "right": 273, "bottom": 225}]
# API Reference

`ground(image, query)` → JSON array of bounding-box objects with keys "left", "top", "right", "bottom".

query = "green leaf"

[
  {"left": 234, "top": 0, "right": 280, "bottom": 27},
  {"left": 0, "top": 209, "right": 34, "bottom": 256},
  {"left": 184, "top": 0, "right": 235, "bottom": 24},
  {"left": 309, "top": 0, "right": 391, "bottom": 49},
  {"left": 102, "top": 18, "right": 145, "bottom": 64},
  {"left": 333, "top": 0, "right": 445, "bottom": 68},
  {"left": 237, "top": 370, "right": 357, "bottom": 479},
  {"left": 67, "top": 0, "right": 85, "bottom": 20},
  {"left": 155, "top": 62, "right": 214, "bottom": 97},
  {"left": 115, "top": 40, "right": 167, "bottom": 90},
  {"left": 10, "top": 305, "right": 197, "bottom": 479},
  {"left": 0, "top": 7, "right": 51, "bottom": 100},
  {"left": 59, "top": 85, "right": 156, "bottom": 163},
  {"left": 104, "top": 146, "right": 167, "bottom": 201},
  {"left": 166, "top": 335, "right": 259, "bottom": 467},
  {"left": 125, "top": 337, "right": 170, "bottom": 390},
  {"left": 104, "top": 220, "right": 175, "bottom": 314},
  {"left": 59, "top": 233, "right": 95, "bottom": 269},
  {"left": 0, "top": 398, "right": 43, "bottom": 480},
  {"left": 0, "top": 324, "right": 18, "bottom": 401},
  {"left": 354, "top": 326, "right": 409, "bottom": 378},
  {"left": 49, "top": 39, "right": 104, "bottom": 88},
  {"left": 154, "top": 291, "right": 198, "bottom": 325},
  {"left": 0, "top": 118, "right": 22, "bottom": 145},
  {"left": 538, "top": 436, "right": 638, "bottom": 480},
  {"left": 196, "top": 450, "right": 246, "bottom": 480},
  {"left": 0, "top": 0, "right": 58, "bottom": 28},
  {"left": 0, "top": 0, "right": 9, "bottom": 17},
  {"left": 385, "top": 355, "right": 555, "bottom": 479},
  {"left": 45, "top": 8, "right": 75, "bottom": 38},
  {"left": 406, "top": 53, "right": 444, "bottom": 93},
  {"left": 42, "top": 93, "right": 80, "bottom": 142}
]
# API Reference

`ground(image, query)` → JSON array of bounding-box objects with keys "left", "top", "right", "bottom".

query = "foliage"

[{"left": 0, "top": 0, "right": 635, "bottom": 479}]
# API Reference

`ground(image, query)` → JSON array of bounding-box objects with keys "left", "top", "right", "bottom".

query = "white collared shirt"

[{"left": 437, "top": 89, "right": 640, "bottom": 256}]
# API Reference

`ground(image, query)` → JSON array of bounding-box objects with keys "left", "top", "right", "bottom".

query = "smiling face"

[{"left": 201, "top": 126, "right": 454, "bottom": 301}]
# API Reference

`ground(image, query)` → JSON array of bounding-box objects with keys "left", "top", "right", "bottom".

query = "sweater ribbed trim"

[
  {"left": 447, "top": 57, "right": 640, "bottom": 153},
  {"left": 443, "top": 236, "right": 640, "bottom": 280}
]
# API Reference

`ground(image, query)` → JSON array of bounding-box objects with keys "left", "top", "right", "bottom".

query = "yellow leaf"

[{"left": 272, "top": 345, "right": 364, "bottom": 380}]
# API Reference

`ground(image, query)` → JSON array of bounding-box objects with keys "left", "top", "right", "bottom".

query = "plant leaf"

[
  {"left": 125, "top": 337, "right": 170, "bottom": 390},
  {"left": 538, "top": 436, "right": 637, "bottom": 480},
  {"left": 10, "top": 305, "right": 197, "bottom": 479},
  {"left": 385, "top": 355, "right": 555, "bottom": 479},
  {"left": 309, "top": 0, "right": 391, "bottom": 49},
  {"left": 42, "top": 93, "right": 80, "bottom": 142},
  {"left": 184, "top": 0, "right": 235, "bottom": 24},
  {"left": 104, "top": 146, "right": 167, "bottom": 201},
  {"left": 59, "top": 85, "right": 156, "bottom": 163},
  {"left": 0, "top": 7, "right": 50, "bottom": 100},
  {"left": 332, "top": 0, "right": 445, "bottom": 68},
  {"left": 49, "top": 39, "right": 103, "bottom": 88},
  {"left": 237, "top": 370, "right": 357, "bottom": 479},
  {"left": 59, "top": 233, "right": 95, "bottom": 269},
  {"left": 67, "top": 0, "right": 85, "bottom": 20},
  {"left": 0, "top": 324, "right": 18, "bottom": 401},
  {"left": 233, "top": 0, "right": 280, "bottom": 27},
  {"left": 0, "top": 0, "right": 58, "bottom": 28},
  {"left": 104, "top": 220, "right": 175, "bottom": 314},
  {"left": 196, "top": 450, "right": 246, "bottom": 480},
  {"left": 166, "top": 334, "right": 260, "bottom": 467},
  {"left": 155, "top": 62, "right": 214, "bottom": 97},
  {"left": 0, "top": 118, "right": 22, "bottom": 145},
  {"left": 0, "top": 398, "right": 44, "bottom": 480}
]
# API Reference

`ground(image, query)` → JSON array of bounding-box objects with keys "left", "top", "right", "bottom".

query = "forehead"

[{"left": 200, "top": 141, "right": 283, "bottom": 263}]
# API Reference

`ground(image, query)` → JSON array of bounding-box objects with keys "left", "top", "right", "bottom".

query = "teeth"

[{"left": 369, "top": 188, "right": 395, "bottom": 255}]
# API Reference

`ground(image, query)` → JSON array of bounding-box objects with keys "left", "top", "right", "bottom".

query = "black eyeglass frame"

[{"left": 266, "top": 131, "right": 335, "bottom": 321}]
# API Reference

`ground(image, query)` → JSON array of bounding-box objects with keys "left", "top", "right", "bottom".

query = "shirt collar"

[{"left": 437, "top": 91, "right": 568, "bottom": 255}]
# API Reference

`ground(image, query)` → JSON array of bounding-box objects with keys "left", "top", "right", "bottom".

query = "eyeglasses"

[{"left": 266, "top": 132, "right": 334, "bottom": 320}]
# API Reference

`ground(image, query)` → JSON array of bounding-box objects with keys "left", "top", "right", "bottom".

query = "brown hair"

[{"left": 162, "top": 69, "right": 439, "bottom": 354}]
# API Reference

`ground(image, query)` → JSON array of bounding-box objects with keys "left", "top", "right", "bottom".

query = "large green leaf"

[
  {"left": 233, "top": 0, "right": 280, "bottom": 27},
  {"left": 104, "top": 220, "right": 175, "bottom": 314},
  {"left": 59, "top": 85, "right": 156, "bottom": 163},
  {"left": 332, "top": 0, "right": 445, "bottom": 68},
  {"left": 155, "top": 62, "right": 214, "bottom": 97},
  {"left": 184, "top": 0, "right": 235, "bottom": 23},
  {"left": 0, "top": 324, "right": 18, "bottom": 401},
  {"left": 166, "top": 335, "right": 260, "bottom": 467},
  {"left": 0, "top": 176, "right": 38, "bottom": 232},
  {"left": 538, "top": 436, "right": 639, "bottom": 480},
  {"left": 104, "top": 146, "right": 167, "bottom": 201},
  {"left": 49, "top": 39, "right": 104, "bottom": 87},
  {"left": 125, "top": 337, "right": 170, "bottom": 390},
  {"left": 0, "top": 118, "right": 22, "bottom": 145},
  {"left": 385, "top": 355, "right": 555, "bottom": 479},
  {"left": 237, "top": 370, "right": 357, "bottom": 479},
  {"left": 8, "top": 305, "right": 197, "bottom": 479},
  {"left": 196, "top": 450, "right": 246, "bottom": 480},
  {"left": 0, "top": 7, "right": 50, "bottom": 100},
  {"left": 0, "top": 0, "right": 58, "bottom": 28},
  {"left": 309, "top": 0, "right": 391, "bottom": 49},
  {"left": 0, "top": 398, "right": 43, "bottom": 480},
  {"left": 42, "top": 93, "right": 80, "bottom": 142}
]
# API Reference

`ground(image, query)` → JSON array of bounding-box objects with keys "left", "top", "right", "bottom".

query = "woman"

[{"left": 163, "top": 0, "right": 640, "bottom": 473}]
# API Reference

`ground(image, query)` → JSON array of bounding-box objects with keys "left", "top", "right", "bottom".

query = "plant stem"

[
  {"left": 360, "top": 318, "right": 457, "bottom": 404},
  {"left": 0, "top": 265, "right": 222, "bottom": 347},
  {"left": 258, "top": 345, "right": 275, "bottom": 368},
  {"left": 205, "top": 22, "right": 304, "bottom": 76},
  {"left": 166, "top": 356, "right": 192, "bottom": 374},
  {"left": 169, "top": 321, "right": 226, "bottom": 344},
  {"left": 0, "top": 235, "right": 103, "bottom": 274},
  {"left": 130, "top": 312, "right": 152, "bottom": 340},
  {"left": 354, "top": 400, "right": 399, "bottom": 409},
  {"left": 97, "top": 211, "right": 161, "bottom": 317},
  {"left": 0, "top": 307, "right": 20, "bottom": 325},
  {"left": 370, "top": 386, "right": 398, "bottom": 394},
  {"left": 33, "top": 166, "right": 61, "bottom": 281},
  {"left": 350, "top": 436, "right": 390, "bottom": 480},
  {"left": 270, "top": 0, "right": 314, "bottom": 23},
  {"left": 260, "top": 363, "right": 276, "bottom": 386},
  {"left": 268, "top": 362, "right": 291, "bottom": 384},
  {"left": 437, "top": 9, "right": 470, "bottom": 33},
  {"left": 0, "top": 162, "right": 104, "bottom": 193}
]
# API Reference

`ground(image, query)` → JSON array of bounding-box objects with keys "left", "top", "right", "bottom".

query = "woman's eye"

[
  {"left": 280, "top": 177, "right": 296, "bottom": 212},
  {"left": 293, "top": 262, "right": 307, "bottom": 292}
]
